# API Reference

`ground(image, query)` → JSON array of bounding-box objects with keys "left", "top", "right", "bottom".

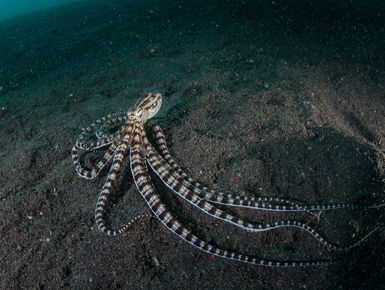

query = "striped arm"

[
  {"left": 144, "top": 136, "right": 377, "bottom": 252},
  {"left": 76, "top": 111, "right": 128, "bottom": 150},
  {"left": 147, "top": 120, "right": 373, "bottom": 212},
  {"left": 72, "top": 120, "right": 135, "bottom": 179},
  {"left": 146, "top": 121, "right": 305, "bottom": 211},
  {"left": 71, "top": 139, "right": 119, "bottom": 180},
  {"left": 130, "top": 134, "right": 331, "bottom": 267},
  {"left": 78, "top": 128, "right": 122, "bottom": 151},
  {"left": 94, "top": 131, "right": 136, "bottom": 236}
]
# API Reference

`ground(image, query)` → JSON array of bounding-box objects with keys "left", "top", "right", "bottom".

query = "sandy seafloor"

[{"left": 0, "top": 0, "right": 385, "bottom": 288}]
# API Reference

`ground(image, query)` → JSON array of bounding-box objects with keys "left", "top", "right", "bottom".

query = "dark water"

[
  {"left": 0, "top": 0, "right": 384, "bottom": 288},
  {"left": 0, "top": 0, "right": 80, "bottom": 21}
]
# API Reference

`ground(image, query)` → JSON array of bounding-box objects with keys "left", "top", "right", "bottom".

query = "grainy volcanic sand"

[{"left": 0, "top": 0, "right": 384, "bottom": 288}]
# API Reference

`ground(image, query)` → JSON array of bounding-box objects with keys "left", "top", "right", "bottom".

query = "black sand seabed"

[{"left": 0, "top": 0, "right": 384, "bottom": 288}]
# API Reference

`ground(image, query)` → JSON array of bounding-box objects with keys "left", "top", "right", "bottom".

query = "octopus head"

[{"left": 133, "top": 93, "right": 162, "bottom": 122}]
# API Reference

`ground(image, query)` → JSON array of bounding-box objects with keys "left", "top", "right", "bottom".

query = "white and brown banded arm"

[
  {"left": 147, "top": 120, "right": 378, "bottom": 212},
  {"left": 143, "top": 133, "right": 377, "bottom": 252},
  {"left": 76, "top": 111, "right": 128, "bottom": 150},
  {"left": 71, "top": 141, "right": 118, "bottom": 180},
  {"left": 94, "top": 130, "right": 139, "bottom": 236},
  {"left": 130, "top": 133, "right": 331, "bottom": 267}
]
